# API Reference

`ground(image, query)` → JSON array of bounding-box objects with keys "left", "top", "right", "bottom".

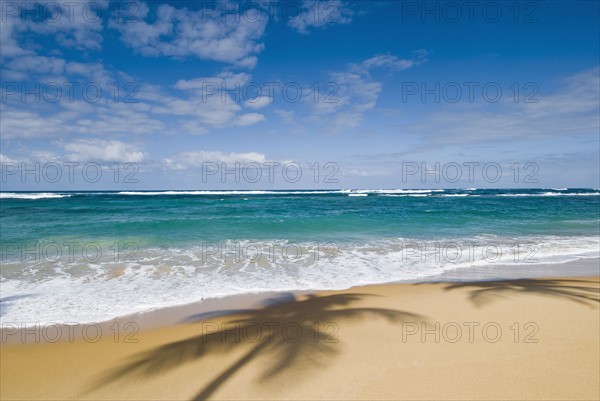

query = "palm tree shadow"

[
  {"left": 89, "top": 293, "right": 424, "bottom": 400},
  {"left": 441, "top": 278, "right": 600, "bottom": 308}
]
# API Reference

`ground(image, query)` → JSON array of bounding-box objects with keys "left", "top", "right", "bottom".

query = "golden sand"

[{"left": 1, "top": 276, "right": 599, "bottom": 400}]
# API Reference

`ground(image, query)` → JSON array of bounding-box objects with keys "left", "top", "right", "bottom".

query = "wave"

[
  {"left": 118, "top": 189, "right": 447, "bottom": 196},
  {"left": 2, "top": 190, "right": 598, "bottom": 200},
  {"left": 350, "top": 189, "right": 445, "bottom": 194},
  {"left": 498, "top": 192, "right": 600, "bottom": 197},
  {"left": 2, "top": 235, "right": 598, "bottom": 325},
  {"left": 0, "top": 192, "right": 71, "bottom": 199},
  {"left": 112, "top": 190, "right": 600, "bottom": 197},
  {"left": 117, "top": 190, "right": 341, "bottom": 195},
  {"left": 381, "top": 194, "right": 429, "bottom": 197}
]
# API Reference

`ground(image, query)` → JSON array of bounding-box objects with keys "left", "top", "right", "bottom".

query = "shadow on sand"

[
  {"left": 440, "top": 277, "right": 600, "bottom": 307},
  {"left": 90, "top": 293, "right": 424, "bottom": 400}
]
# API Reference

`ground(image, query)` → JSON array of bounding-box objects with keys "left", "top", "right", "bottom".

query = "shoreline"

[
  {"left": 2, "top": 257, "right": 598, "bottom": 344},
  {"left": 1, "top": 275, "right": 598, "bottom": 400},
  {"left": 2, "top": 257, "right": 598, "bottom": 345}
]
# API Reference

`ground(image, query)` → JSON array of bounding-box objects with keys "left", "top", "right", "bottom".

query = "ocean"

[{"left": 1, "top": 188, "right": 599, "bottom": 325}]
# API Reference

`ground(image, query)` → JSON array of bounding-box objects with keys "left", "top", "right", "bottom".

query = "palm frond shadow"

[
  {"left": 441, "top": 278, "right": 600, "bottom": 308},
  {"left": 91, "top": 293, "right": 424, "bottom": 400}
]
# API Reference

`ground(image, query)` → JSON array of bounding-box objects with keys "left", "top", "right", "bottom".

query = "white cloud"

[
  {"left": 28, "top": 0, "right": 108, "bottom": 51},
  {"left": 0, "top": 12, "right": 34, "bottom": 59},
  {"left": 161, "top": 71, "right": 266, "bottom": 128},
  {"left": 0, "top": 153, "right": 17, "bottom": 163},
  {"left": 0, "top": 98, "right": 166, "bottom": 140},
  {"left": 400, "top": 66, "right": 600, "bottom": 151},
  {"left": 0, "top": 107, "right": 68, "bottom": 139},
  {"left": 288, "top": 0, "right": 353, "bottom": 34},
  {"left": 6, "top": 55, "right": 66, "bottom": 76},
  {"left": 4, "top": 55, "right": 112, "bottom": 86},
  {"left": 274, "top": 109, "right": 296, "bottom": 124},
  {"left": 111, "top": 1, "right": 267, "bottom": 68},
  {"left": 235, "top": 113, "right": 266, "bottom": 126},
  {"left": 0, "top": 68, "right": 267, "bottom": 141},
  {"left": 350, "top": 50, "right": 429, "bottom": 75},
  {"left": 63, "top": 139, "right": 146, "bottom": 163},
  {"left": 244, "top": 95, "right": 272, "bottom": 109},
  {"left": 174, "top": 71, "right": 252, "bottom": 91},
  {"left": 0, "top": 0, "right": 108, "bottom": 56},
  {"left": 179, "top": 121, "right": 208, "bottom": 136},
  {"left": 1, "top": 2, "right": 267, "bottom": 143},
  {"left": 0, "top": 148, "right": 61, "bottom": 164},
  {"left": 151, "top": 89, "right": 243, "bottom": 128},
  {"left": 163, "top": 151, "right": 270, "bottom": 170},
  {"left": 308, "top": 51, "right": 428, "bottom": 133}
]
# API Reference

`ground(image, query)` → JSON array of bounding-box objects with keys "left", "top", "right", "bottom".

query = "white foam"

[
  {"left": 118, "top": 190, "right": 317, "bottom": 195},
  {"left": 0, "top": 192, "right": 71, "bottom": 199},
  {"left": 2, "top": 236, "right": 598, "bottom": 326},
  {"left": 352, "top": 189, "right": 444, "bottom": 194},
  {"left": 499, "top": 192, "right": 599, "bottom": 197},
  {"left": 381, "top": 194, "right": 429, "bottom": 197},
  {"left": 118, "top": 189, "right": 446, "bottom": 196}
]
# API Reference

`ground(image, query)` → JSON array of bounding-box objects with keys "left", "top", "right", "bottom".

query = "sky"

[{"left": 0, "top": 0, "right": 599, "bottom": 190}]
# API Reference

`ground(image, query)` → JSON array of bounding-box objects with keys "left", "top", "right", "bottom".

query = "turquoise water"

[{"left": 1, "top": 188, "right": 599, "bottom": 324}]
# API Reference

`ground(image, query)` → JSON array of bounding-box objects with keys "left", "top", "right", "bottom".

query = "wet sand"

[{"left": 1, "top": 276, "right": 599, "bottom": 400}]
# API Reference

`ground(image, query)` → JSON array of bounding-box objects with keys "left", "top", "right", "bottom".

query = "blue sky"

[{"left": 0, "top": 0, "right": 599, "bottom": 190}]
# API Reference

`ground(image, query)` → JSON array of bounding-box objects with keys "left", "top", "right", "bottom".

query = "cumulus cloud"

[
  {"left": 244, "top": 96, "right": 272, "bottom": 109},
  {"left": 235, "top": 113, "right": 266, "bottom": 126},
  {"left": 0, "top": 153, "right": 17, "bottom": 163},
  {"left": 288, "top": 0, "right": 354, "bottom": 34},
  {"left": 110, "top": 1, "right": 267, "bottom": 68},
  {"left": 0, "top": 12, "right": 34, "bottom": 59},
  {"left": 179, "top": 121, "right": 208, "bottom": 136},
  {"left": 1, "top": 1, "right": 268, "bottom": 143},
  {"left": 63, "top": 139, "right": 146, "bottom": 162},
  {"left": 174, "top": 71, "right": 252, "bottom": 91},
  {"left": 392, "top": 66, "right": 600, "bottom": 152},
  {"left": 0, "top": 98, "right": 166, "bottom": 140},
  {"left": 165, "top": 71, "right": 266, "bottom": 128},
  {"left": 163, "top": 151, "right": 270, "bottom": 170},
  {"left": 350, "top": 50, "right": 429, "bottom": 75},
  {"left": 309, "top": 50, "right": 428, "bottom": 133},
  {"left": 274, "top": 109, "right": 296, "bottom": 124},
  {"left": 0, "top": 0, "right": 108, "bottom": 56},
  {"left": 0, "top": 68, "right": 267, "bottom": 141},
  {"left": 28, "top": 0, "right": 108, "bottom": 50}
]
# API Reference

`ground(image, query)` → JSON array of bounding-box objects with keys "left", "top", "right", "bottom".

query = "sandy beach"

[
  {"left": 1, "top": 276, "right": 599, "bottom": 400},
  {"left": 2, "top": 0, "right": 599, "bottom": 399}
]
